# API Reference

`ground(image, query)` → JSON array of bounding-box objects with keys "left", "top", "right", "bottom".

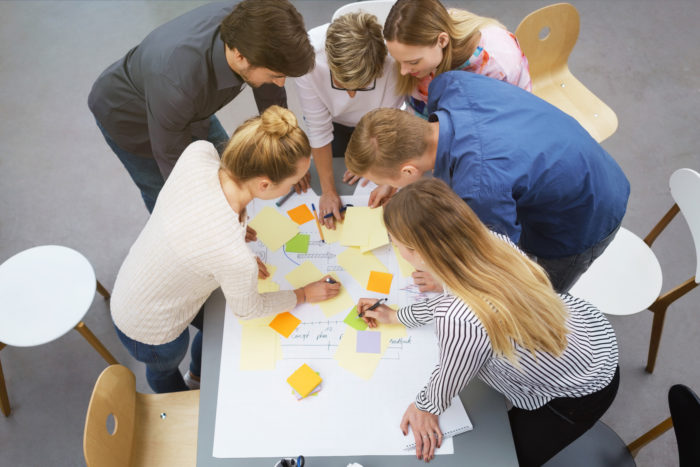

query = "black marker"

[{"left": 358, "top": 297, "right": 387, "bottom": 318}]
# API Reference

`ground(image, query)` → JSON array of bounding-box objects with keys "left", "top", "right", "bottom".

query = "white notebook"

[{"left": 402, "top": 396, "right": 473, "bottom": 450}]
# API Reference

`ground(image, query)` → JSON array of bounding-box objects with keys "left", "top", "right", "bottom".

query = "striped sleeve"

[
  {"left": 415, "top": 300, "right": 492, "bottom": 414},
  {"left": 396, "top": 293, "right": 447, "bottom": 328}
]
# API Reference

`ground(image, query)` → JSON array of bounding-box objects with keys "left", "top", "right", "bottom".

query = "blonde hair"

[
  {"left": 326, "top": 12, "right": 388, "bottom": 90},
  {"left": 383, "top": 178, "right": 569, "bottom": 363},
  {"left": 221, "top": 105, "right": 310, "bottom": 183},
  {"left": 384, "top": 0, "right": 505, "bottom": 95},
  {"left": 345, "top": 108, "right": 430, "bottom": 177}
]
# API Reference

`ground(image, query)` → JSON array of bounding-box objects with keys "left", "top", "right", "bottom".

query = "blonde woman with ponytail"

[
  {"left": 358, "top": 179, "right": 619, "bottom": 465},
  {"left": 383, "top": 0, "right": 531, "bottom": 119},
  {"left": 110, "top": 106, "right": 340, "bottom": 394}
]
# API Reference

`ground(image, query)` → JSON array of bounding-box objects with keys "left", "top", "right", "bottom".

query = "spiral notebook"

[{"left": 402, "top": 396, "right": 473, "bottom": 450}]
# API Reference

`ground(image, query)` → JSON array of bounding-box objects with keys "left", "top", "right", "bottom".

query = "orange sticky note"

[
  {"left": 286, "top": 363, "right": 322, "bottom": 398},
  {"left": 268, "top": 311, "right": 301, "bottom": 338},
  {"left": 366, "top": 270, "right": 393, "bottom": 294},
  {"left": 287, "top": 204, "right": 315, "bottom": 225}
]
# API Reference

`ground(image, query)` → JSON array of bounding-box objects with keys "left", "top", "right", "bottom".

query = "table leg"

[
  {"left": 96, "top": 280, "right": 111, "bottom": 300},
  {"left": 74, "top": 322, "right": 118, "bottom": 365},
  {"left": 0, "top": 343, "right": 10, "bottom": 417}
]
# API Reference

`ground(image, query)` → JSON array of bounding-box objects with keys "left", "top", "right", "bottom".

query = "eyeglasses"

[{"left": 330, "top": 72, "right": 376, "bottom": 92}]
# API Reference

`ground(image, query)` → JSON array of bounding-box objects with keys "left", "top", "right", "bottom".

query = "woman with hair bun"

[
  {"left": 110, "top": 106, "right": 340, "bottom": 393},
  {"left": 384, "top": 0, "right": 531, "bottom": 119}
]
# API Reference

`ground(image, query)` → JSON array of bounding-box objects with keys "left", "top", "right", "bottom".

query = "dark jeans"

[
  {"left": 509, "top": 366, "right": 620, "bottom": 467},
  {"left": 95, "top": 115, "right": 229, "bottom": 213},
  {"left": 331, "top": 122, "right": 355, "bottom": 158},
  {"left": 533, "top": 224, "right": 621, "bottom": 293},
  {"left": 114, "top": 307, "right": 204, "bottom": 393}
]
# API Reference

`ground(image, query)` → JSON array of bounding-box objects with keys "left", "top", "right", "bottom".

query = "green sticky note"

[
  {"left": 344, "top": 306, "right": 368, "bottom": 331},
  {"left": 285, "top": 233, "right": 310, "bottom": 253}
]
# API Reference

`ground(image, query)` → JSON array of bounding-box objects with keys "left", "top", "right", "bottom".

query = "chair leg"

[
  {"left": 0, "top": 343, "right": 10, "bottom": 417},
  {"left": 627, "top": 416, "right": 673, "bottom": 457},
  {"left": 74, "top": 322, "right": 118, "bottom": 365},
  {"left": 96, "top": 280, "right": 111, "bottom": 300}
]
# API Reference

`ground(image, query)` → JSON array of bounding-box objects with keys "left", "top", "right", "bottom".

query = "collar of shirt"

[
  {"left": 212, "top": 32, "right": 243, "bottom": 90},
  {"left": 430, "top": 110, "right": 454, "bottom": 180}
]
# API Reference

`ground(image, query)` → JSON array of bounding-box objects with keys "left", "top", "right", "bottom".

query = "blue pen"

[{"left": 323, "top": 204, "right": 353, "bottom": 219}]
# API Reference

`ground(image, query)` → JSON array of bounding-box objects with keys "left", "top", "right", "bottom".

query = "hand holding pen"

[{"left": 356, "top": 297, "right": 400, "bottom": 328}]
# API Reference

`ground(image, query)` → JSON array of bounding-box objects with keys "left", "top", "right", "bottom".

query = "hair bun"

[{"left": 260, "top": 105, "right": 298, "bottom": 137}]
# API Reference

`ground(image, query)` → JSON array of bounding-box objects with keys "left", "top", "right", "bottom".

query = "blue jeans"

[
  {"left": 114, "top": 309, "right": 203, "bottom": 393},
  {"left": 533, "top": 224, "right": 621, "bottom": 293},
  {"left": 95, "top": 116, "right": 229, "bottom": 213}
]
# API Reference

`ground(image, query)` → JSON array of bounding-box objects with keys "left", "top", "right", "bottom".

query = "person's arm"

[
  {"left": 415, "top": 313, "right": 491, "bottom": 414},
  {"left": 145, "top": 76, "right": 198, "bottom": 180},
  {"left": 395, "top": 293, "right": 446, "bottom": 328},
  {"left": 252, "top": 82, "right": 287, "bottom": 111},
  {"left": 313, "top": 143, "right": 343, "bottom": 228}
]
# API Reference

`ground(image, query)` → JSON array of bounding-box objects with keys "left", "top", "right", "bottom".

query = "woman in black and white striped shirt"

[{"left": 358, "top": 178, "right": 619, "bottom": 465}]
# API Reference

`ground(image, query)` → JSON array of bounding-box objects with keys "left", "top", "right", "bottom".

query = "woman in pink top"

[{"left": 384, "top": 0, "right": 531, "bottom": 118}]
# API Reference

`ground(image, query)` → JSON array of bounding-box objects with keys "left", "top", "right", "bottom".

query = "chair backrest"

[
  {"left": 669, "top": 168, "right": 700, "bottom": 281},
  {"left": 84, "top": 365, "right": 136, "bottom": 467},
  {"left": 515, "top": 3, "right": 579, "bottom": 83},
  {"left": 669, "top": 384, "right": 700, "bottom": 466},
  {"left": 331, "top": 0, "right": 396, "bottom": 24}
]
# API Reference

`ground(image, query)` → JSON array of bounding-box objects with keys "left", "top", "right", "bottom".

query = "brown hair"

[
  {"left": 344, "top": 108, "right": 430, "bottom": 177},
  {"left": 326, "top": 12, "right": 388, "bottom": 90},
  {"left": 221, "top": 106, "right": 310, "bottom": 183},
  {"left": 384, "top": 178, "right": 569, "bottom": 363},
  {"left": 384, "top": 0, "right": 504, "bottom": 95},
  {"left": 220, "top": 0, "right": 314, "bottom": 77}
]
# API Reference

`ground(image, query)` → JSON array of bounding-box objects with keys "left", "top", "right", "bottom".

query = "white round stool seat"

[
  {"left": 570, "top": 228, "right": 663, "bottom": 316},
  {"left": 0, "top": 245, "right": 97, "bottom": 347}
]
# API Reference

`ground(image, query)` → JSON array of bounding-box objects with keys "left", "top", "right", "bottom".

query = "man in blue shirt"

[{"left": 345, "top": 71, "right": 630, "bottom": 293}]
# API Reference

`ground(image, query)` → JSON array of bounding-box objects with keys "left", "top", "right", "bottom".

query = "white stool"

[{"left": 0, "top": 245, "right": 117, "bottom": 417}]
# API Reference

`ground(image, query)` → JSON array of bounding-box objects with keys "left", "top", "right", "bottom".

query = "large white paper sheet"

[{"left": 213, "top": 193, "right": 470, "bottom": 458}]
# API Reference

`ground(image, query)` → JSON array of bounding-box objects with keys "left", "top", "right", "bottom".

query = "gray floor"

[{"left": 0, "top": 1, "right": 698, "bottom": 466}]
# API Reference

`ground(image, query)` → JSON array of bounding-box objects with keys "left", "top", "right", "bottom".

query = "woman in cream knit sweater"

[{"left": 111, "top": 106, "right": 340, "bottom": 393}]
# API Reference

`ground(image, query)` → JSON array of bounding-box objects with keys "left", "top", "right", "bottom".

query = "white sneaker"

[{"left": 184, "top": 370, "right": 200, "bottom": 390}]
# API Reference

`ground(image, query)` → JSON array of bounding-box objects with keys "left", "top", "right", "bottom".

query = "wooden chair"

[
  {"left": 83, "top": 364, "right": 200, "bottom": 467},
  {"left": 545, "top": 384, "right": 700, "bottom": 466},
  {"left": 0, "top": 245, "right": 116, "bottom": 417},
  {"left": 570, "top": 168, "right": 700, "bottom": 373},
  {"left": 515, "top": 3, "right": 618, "bottom": 142},
  {"left": 331, "top": 0, "right": 396, "bottom": 23}
]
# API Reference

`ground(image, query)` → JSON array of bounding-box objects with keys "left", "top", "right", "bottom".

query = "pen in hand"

[{"left": 358, "top": 297, "right": 387, "bottom": 318}]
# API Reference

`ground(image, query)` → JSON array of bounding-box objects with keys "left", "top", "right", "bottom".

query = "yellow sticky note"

[
  {"left": 337, "top": 247, "right": 389, "bottom": 289},
  {"left": 257, "top": 264, "right": 279, "bottom": 293},
  {"left": 367, "top": 270, "right": 393, "bottom": 294},
  {"left": 287, "top": 363, "right": 322, "bottom": 398},
  {"left": 318, "top": 273, "right": 354, "bottom": 318},
  {"left": 334, "top": 328, "right": 383, "bottom": 380},
  {"left": 249, "top": 206, "right": 299, "bottom": 251},
  {"left": 268, "top": 311, "right": 301, "bottom": 338},
  {"left": 240, "top": 325, "right": 280, "bottom": 371},
  {"left": 287, "top": 204, "right": 315, "bottom": 225},
  {"left": 285, "top": 261, "right": 324, "bottom": 289},
  {"left": 321, "top": 219, "right": 344, "bottom": 244},
  {"left": 340, "top": 206, "right": 389, "bottom": 252},
  {"left": 393, "top": 245, "right": 416, "bottom": 277},
  {"left": 238, "top": 315, "right": 275, "bottom": 327}
]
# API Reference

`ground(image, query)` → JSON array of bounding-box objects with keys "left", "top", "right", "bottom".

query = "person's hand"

[
  {"left": 293, "top": 171, "right": 311, "bottom": 194},
  {"left": 245, "top": 226, "right": 258, "bottom": 242},
  {"left": 401, "top": 403, "right": 443, "bottom": 463},
  {"left": 342, "top": 169, "right": 370, "bottom": 187},
  {"left": 319, "top": 191, "right": 343, "bottom": 229},
  {"left": 302, "top": 275, "right": 341, "bottom": 303},
  {"left": 357, "top": 298, "right": 399, "bottom": 327},
  {"left": 412, "top": 270, "right": 443, "bottom": 293},
  {"left": 256, "top": 257, "right": 269, "bottom": 279},
  {"left": 369, "top": 184, "right": 397, "bottom": 208}
]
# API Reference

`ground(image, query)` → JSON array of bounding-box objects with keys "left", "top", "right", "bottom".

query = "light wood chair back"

[
  {"left": 515, "top": 3, "right": 618, "bottom": 142},
  {"left": 84, "top": 364, "right": 200, "bottom": 467},
  {"left": 331, "top": 0, "right": 396, "bottom": 23},
  {"left": 83, "top": 365, "right": 136, "bottom": 467}
]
